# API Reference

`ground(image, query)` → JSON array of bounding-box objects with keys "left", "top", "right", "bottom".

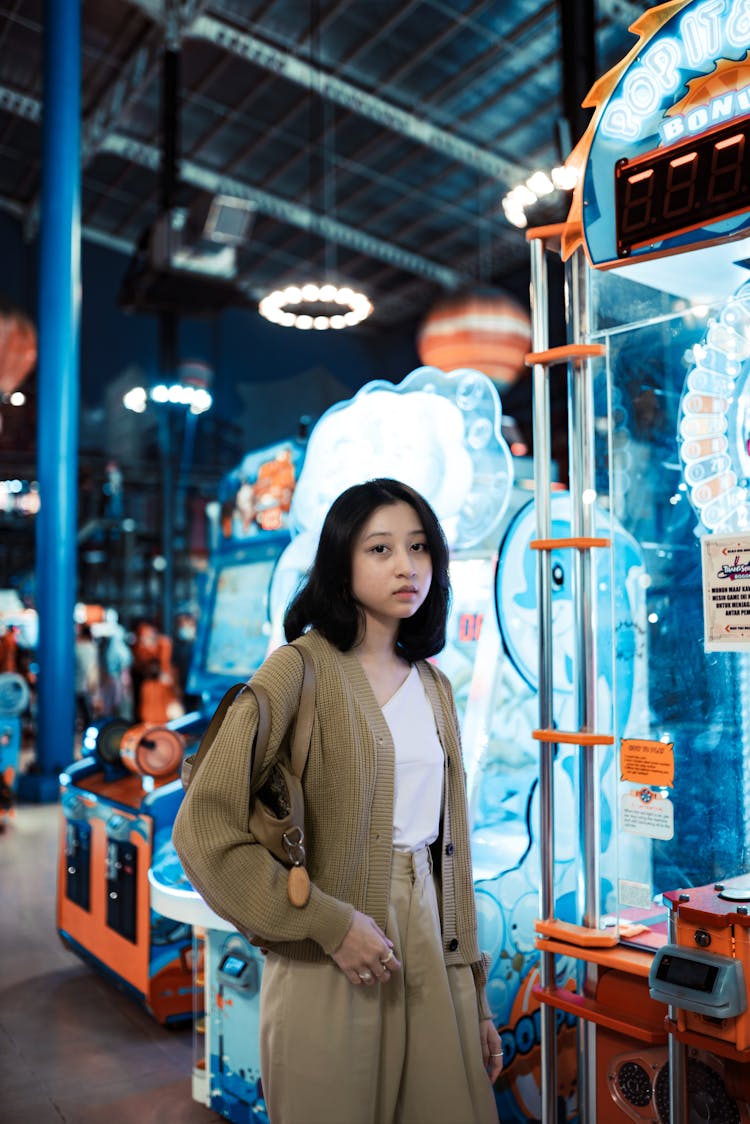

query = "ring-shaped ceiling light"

[{"left": 258, "top": 282, "right": 373, "bottom": 330}]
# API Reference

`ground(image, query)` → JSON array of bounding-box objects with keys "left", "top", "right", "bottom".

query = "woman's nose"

[{"left": 396, "top": 550, "right": 416, "bottom": 574}]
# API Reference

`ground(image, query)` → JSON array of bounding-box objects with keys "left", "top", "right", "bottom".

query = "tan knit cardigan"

[{"left": 173, "top": 629, "right": 491, "bottom": 1019}]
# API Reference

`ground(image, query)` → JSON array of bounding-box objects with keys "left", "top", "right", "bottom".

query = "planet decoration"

[
  {"left": 0, "top": 303, "right": 37, "bottom": 397},
  {"left": 417, "top": 290, "right": 531, "bottom": 390}
]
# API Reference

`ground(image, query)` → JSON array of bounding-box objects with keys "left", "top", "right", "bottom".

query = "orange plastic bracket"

[
  {"left": 535, "top": 985, "right": 668, "bottom": 1045},
  {"left": 532, "top": 729, "right": 615, "bottom": 746},
  {"left": 535, "top": 917, "right": 619, "bottom": 948},
  {"left": 526, "top": 343, "right": 606, "bottom": 367},
  {"left": 525, "top": 223, "right": 569, "bottom": 248},
  {"left": 534, "top": 937, "right": 656, "bottom": 979},
  {"left": 530, "top": 536, "right": 611, "bottom": 550}
]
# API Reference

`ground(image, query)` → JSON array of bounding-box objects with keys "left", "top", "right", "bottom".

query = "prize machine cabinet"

[
  {"left": 148, "top": 536, "right": 291, "bottom": 1124},
  {"left": 0, "top": 671, "right": 30, "bottom": 828},
  {"left": 526, "top": 3, "right": 750, "bottom": 1121},
  {"left": 146, "top": 442, "right": 302, "bottom": 1122},
  {"left": 57, "top": 714, "right": 208, "bottom": 1024},
  {"left": 57, "top": 441, "right": 300, "bottom": 1027},
  {"left": 149, "top": 855, "right": 270, "bottom": 1124}
]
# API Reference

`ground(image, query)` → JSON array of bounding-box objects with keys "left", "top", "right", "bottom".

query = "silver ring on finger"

[
  {"left": 358, "top": 969, "right": 373, "bottom": 982},
  {"left": 380, "top": 949, "right": 395, "bottom": 966}
]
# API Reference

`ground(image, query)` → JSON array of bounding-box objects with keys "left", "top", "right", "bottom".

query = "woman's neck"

[
  {"left": 352, "top": 615, "right": 400, "bottom": 664},
  {"left": 352, "top": 626, "right": 411, "bottom": 706}
]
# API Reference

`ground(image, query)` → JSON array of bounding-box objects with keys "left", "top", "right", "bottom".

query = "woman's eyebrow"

[
  {"left": 362, "top": 528, "right": 423, "bottom": 541},
  {"left": 362, "top": 530, "right": 393, "bottom": 541}
]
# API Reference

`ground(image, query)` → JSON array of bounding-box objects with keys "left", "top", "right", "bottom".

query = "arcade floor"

[{"left": 0, "top": 802, "right": 215, "bottom": 1124}]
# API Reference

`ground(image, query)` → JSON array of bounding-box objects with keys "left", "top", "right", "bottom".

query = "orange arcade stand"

[
  {"left": 57, "top": 715, "right": 203, "bottom": 1023},
  {"left": 525, "top": 1, "right": 750, "bottom": 1120}
]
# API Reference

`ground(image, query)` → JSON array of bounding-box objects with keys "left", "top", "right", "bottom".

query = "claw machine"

[{"left": 528, "top": 3, "right": 750, "bottom": 1121}]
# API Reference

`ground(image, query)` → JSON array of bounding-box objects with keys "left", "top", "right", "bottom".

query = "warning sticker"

[
  {"left": 621, "top": 789, "right": 674, "bottom": 840},
  {"left": 620, "top": 738, "right": 674, "bottom": 787},
  {"left": 702, "top": 534, "right": 750, "bottom": 651}
]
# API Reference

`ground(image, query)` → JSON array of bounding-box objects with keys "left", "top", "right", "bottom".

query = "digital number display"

[
  {"left": 615, "top": 112, "right": 750, "bottom": 256},
  {"left": 655, "top": 952, "right": 719, "bottom": 993}
]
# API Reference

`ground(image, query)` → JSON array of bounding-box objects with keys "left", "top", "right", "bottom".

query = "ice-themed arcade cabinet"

[
  {"left": 158, "top": 365, "right": 539, "bottom": 1124},
  {"left": 526, "top": 3, "right": 750, "bottom": 1121},
  {"left": 57, "top": 439, "right": 304, "bottom": 1026}
]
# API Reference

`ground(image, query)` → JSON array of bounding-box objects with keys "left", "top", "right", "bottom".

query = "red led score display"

[{"left": 615, "top": 112, "right": 750, "bottom": 257}]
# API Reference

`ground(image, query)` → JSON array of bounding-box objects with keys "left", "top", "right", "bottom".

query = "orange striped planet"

[{"left": 417, "top": 289, "right": 531, "bottom": 390}]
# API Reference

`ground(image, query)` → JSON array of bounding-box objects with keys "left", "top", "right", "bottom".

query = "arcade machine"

[
  {"left": 155, "top": 365, "right": 524, "bottom": 1124},
  {"left": 57, "top": 714, "right": 203, "bottom": 1023},
  {"left": 57, "top": 438, "right": 304, "bottom": 1028},
  {"left": 525, "top": 2, "right": 750, "bottom": 1120},
  {"left": 0, "top": 671, "right": 30, "bottom": 828}
]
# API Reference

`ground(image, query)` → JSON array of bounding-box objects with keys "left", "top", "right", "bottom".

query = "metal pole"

[
  {"left": 668, "top": 907, "right": 688, "bottom": 1124},
  {"left": 530, "top": 234, "right": 558, "bottom": 1124},
  {"left": 566, "top": 247, "right": 600, "bottom": 1122},
  {"left": 157, "top": 39, "right": 180, "bottom": 637},
  {"left": 28, "top": 0, "right": 81, "bottom": 799},
  {"left": 158, "top": 317, "right": 176, "bottom": 638}
]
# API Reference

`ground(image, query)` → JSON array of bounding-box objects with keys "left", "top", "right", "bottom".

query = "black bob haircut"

[{"left": 284, "top": 478, "right": 450, "bottom": 661}]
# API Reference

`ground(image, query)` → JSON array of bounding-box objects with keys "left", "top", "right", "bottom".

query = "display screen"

[
  {"left": 219, "top": 954, "right": 247, "bottom": 978},
  {"left": 655, "top": 953, "right": 719, "bottom": 993},
  {"left": 615, "top": 112, "right": 750, "bottom": 256},
  {"left": 204, "top": 558, "right": 277, "bottom": 680}
]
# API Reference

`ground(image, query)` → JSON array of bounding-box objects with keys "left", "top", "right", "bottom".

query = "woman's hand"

[
  {"left": 480, "top": 1018, "right": 504, "bottom": 1083},
  {"left": 331, "top": 910, "right": 401, "bottom": 986}
]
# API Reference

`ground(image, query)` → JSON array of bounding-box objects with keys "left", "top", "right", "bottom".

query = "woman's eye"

[
  {"left": 412, "top": 542, "right": 428, "bottom": 552},
  {"left": 371, "top": 544, "right": 388, "bottom": 554}
]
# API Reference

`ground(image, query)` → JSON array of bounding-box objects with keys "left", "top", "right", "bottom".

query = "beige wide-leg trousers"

[{"left": 259, "top": 847, "right": 499, "bottom": 1124}]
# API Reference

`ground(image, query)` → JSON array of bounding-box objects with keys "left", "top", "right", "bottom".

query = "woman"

[{"left": 174, "top": 478, "right": 502, "bottom": 1124}]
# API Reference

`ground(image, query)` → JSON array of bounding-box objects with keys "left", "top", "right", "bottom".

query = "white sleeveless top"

[{"left": 382, "top": 665, "right": 444, "bottom": 851}]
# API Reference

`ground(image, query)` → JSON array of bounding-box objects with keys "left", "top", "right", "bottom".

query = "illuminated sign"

[
  {"left": 563, "top": 0, "right": 750, "bottom": 267},
  {"left": 601, "top": 0, "right": 750, "bottom": 143},
  {"left": 457, "top": 612, "right": 483, "bottom": 643},
  {"left": 661, "top": 82, "right": 750, "bottom": 141}
]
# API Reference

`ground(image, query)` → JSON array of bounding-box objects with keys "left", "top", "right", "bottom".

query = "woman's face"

[{"left": 350, "top": 501, "right": 432, "bottom": 634}]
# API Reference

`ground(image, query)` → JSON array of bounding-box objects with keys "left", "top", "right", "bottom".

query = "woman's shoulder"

[{"left": 252, "top": 631, "right": 340, "bottom": 689}]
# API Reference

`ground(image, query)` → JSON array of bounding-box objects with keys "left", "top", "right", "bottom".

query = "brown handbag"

[{"left": 181, "top": 643, "right": 316, "bottom": 909}]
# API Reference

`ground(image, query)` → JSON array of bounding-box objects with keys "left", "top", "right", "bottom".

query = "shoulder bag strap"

[
  {"left": 289, "top": 645, "right": 316, "bottom": 778},
  {"left": 247, "top": 681, "right": 273, "bottom": 790},
  {"left": 247, "top": 644, "right": 316, "bottom": 789},
  {"left": 186, "top": 681, "right": 247, "bottom": 785}
]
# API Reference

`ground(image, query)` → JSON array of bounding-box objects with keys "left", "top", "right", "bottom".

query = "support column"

[{"left": 23, "top": 0, "right": 81, "bottom": 800}]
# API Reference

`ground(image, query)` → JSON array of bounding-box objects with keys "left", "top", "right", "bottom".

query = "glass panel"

[{"left": 586, "top": 252, "right": 750, "bottom": 938}]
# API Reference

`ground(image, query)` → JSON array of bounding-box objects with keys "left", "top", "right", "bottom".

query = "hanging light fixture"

[
  {"left": 257, "top": 4, "right": 373, "bottom": 330},
  {"left": 259, "top": 283, "right": 372, "bottom": 330}
]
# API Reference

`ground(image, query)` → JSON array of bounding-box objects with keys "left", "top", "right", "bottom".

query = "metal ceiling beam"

[
  {"left": 100, "top": 133, "right": 467, "bottom": 289},
  {"left": 83, "top": 0, "right": 214, "bottom": 159},
  {"left": 22, "top": 0, "right": 214, "bottom": 237},
  {"left": 0, "top": 84, "right": 41, "bottom": 124},
  {"left": 0, "top": 190, "right": 138, "bottom": 258},
  {"left": 0, "top": 79, "right": 466, "bottom": 288},
  {"left": 81, "top": 27, "right": 164, "bottom": 159},
  {"left": 179, "top": 12, "right": 530, "bottom": 184}
]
